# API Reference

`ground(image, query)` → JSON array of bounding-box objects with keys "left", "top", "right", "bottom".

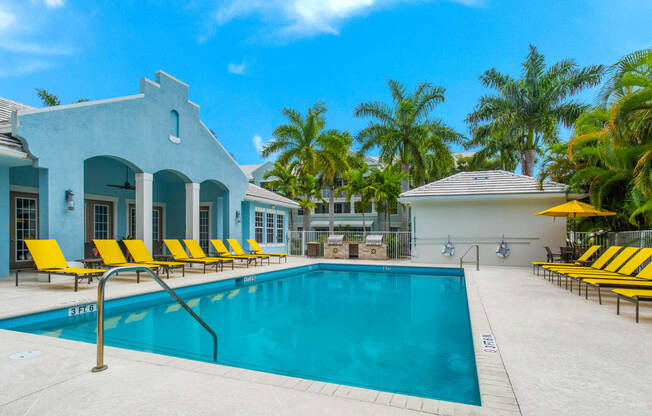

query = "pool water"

[{"left": 5, "top": 266, "right": 480, "bottom": 405}]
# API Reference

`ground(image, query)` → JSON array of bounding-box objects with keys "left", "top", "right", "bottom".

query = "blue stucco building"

[{"left": 0, "top": 71, "right": 298, "bottom": 278}]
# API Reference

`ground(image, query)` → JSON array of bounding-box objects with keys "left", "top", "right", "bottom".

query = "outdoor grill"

[
  {"left": 365, "top": 235, "right": 384, "bottom": 246},
  {"left": 327, "top": 235, "right": 344, "bottom": 246}
]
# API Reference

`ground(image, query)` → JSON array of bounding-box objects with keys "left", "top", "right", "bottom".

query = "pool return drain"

[{"left": 9, "top": 350, "right": 43, "bottom": 360}]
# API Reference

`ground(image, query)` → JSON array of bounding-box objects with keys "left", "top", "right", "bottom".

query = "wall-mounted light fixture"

[
  {"left": 235, "top": 210, "right": 241, "bottom": 223},
  {"left": 65, "top": 189, "right": 75, "bottom": 211}
]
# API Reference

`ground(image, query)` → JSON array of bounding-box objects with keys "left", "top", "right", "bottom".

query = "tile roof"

[
  {"left": 400, "top": 170, "right": 568, "bottom": 198},
  {"left": 0, "top": 97, "right": 34, "bottom": 123},
  {"left": 245, "top": 183, "right": 300, "bottom": 208}
]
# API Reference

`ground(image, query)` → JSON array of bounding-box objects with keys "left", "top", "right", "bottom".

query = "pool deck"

[{"left": 0, "top": 258, "right": 650, "bottom": 415}]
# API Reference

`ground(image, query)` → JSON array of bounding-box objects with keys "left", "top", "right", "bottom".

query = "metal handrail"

[
  {"left": 459, "top": 244, "right": 480, "bottom": 271},
  {"left": 91, "top": 266, "right": 218, "bottom": 372}
]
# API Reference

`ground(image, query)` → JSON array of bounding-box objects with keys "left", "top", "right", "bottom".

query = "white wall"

[{"left": 409, "top": 195, "right": 567, "bottom": 267}]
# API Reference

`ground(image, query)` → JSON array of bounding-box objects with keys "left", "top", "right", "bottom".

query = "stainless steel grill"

[
  {"left": 327, "top": 235, "right": 344, "bottom": 245},
  {"left": 365, "top": 235, "right": 383, "bottom": 246}
]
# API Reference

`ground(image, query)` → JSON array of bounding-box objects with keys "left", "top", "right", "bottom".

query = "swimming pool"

[{"left": 0, "top": 264, "right": 480, "bottom": 405}]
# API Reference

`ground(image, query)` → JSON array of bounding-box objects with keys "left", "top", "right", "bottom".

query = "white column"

[
  {"left": 185, "top": 183, "right": 200, "bottom": 240},
  {"left": 135, "top": 172, "right": 153, "bottom": 252}
]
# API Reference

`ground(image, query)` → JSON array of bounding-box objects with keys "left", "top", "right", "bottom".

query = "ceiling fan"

[{"left": 107, "top": 166, "right": 136, "bottom": 190}]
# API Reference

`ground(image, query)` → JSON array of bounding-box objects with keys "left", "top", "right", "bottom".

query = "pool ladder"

[
  {"left": 459, "top": 244, "right": 480, "bottom": 271},
  {"left": 91, "top": 266, "right": 218, "bottom": 372}
]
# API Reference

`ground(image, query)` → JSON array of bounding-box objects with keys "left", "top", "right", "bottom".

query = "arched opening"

[
  {"left": 199, "top": 179, "right": 229, "bottom": 253},
  {"left": 83, "top": 155, "right": 143, "bottom": 257}
]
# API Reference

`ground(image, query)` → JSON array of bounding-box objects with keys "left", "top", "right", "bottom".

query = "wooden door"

[{"left": 10, "top": 192, "right": 38, "bottom": 269}]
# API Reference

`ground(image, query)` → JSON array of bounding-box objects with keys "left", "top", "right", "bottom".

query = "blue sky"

[{"left": 0, "top": 0, "right": 650, "bottom": 165}]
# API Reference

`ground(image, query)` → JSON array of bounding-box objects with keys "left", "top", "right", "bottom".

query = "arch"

[
  {"left": 170, "top": 110, "right": 179, "bottom": 137},
  {"left": 153, "top": 168, "right": 191, "bottom": 183},
  {"left": 200, "top": 179, "right": 228, "bottom": 194},
  {"left": 84, "top": 155, "right": 143, "bottom": 173}
]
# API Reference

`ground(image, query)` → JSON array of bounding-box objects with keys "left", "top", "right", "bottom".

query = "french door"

[
  {"left": 10, "top": 192, "right": 38, "bottom": 269},
  {"left": 85, "top": 199, "right": 114, "bottom": 257}
]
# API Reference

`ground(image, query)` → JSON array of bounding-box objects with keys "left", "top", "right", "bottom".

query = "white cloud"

[
  {"left": 253, "top": 135, "right": 265, "bottom": 154},
  {"left": 0, "top": 7, "right": 16, "bottom": 30},
  {"left": 0, "top": 60, "right": 52, "bottom": 77},
  {"left": 212, "top": 0, "right": 482, "bottom": 38},
  {"left": 43, "top": 0, "right": 65, "bottom": 8},
  {"left": 0, "top": 40, "right": 75, "bottom": 55},
  {"left": 227, "top": 60, "right": 247, "bottom": 75}
]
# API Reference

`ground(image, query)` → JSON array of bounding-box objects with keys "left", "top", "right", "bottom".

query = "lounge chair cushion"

[{"left": 24, "top": 240, "right": 69, "bottom": 270}]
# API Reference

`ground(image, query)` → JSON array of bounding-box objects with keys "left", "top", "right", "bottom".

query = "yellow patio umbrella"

[{"left": 535, "top": 200, "right": 616, "bottom": 249}]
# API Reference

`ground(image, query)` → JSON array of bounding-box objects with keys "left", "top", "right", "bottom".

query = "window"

[
  {"left": 14, "top": 197, "right": 38, "bottom": 262},
  {"left": 199, "top": 207, "right": 210, "bottom": 253},
  {"left": 94, "top": 204, "right": 110, "bottom": 239},
  {"left": 152, "top": 208, "right": 161, "bottom": 241},
  {"left": 170, "top": 110, "right": 179, "bottom": 137},
  {"left": 334, "top": 203, "right": 350, "bottom": 214},
  {"left": 389, "top": 201, "right": 398, "bottom": 214},
  {"left": 266, "top": 212, "right": 275, "bottom": 244},
  {"left": 277, "top": 213, "right": 284, "bottom": 243},
  {"left": 129, "top": 206, "right": 136, "bottom": 238},
  {"left": 255, "top": 211, "right": 264, "bottom": 242},
  {"left": 298, "top": 207, "right": 304, "bottom": 216}
]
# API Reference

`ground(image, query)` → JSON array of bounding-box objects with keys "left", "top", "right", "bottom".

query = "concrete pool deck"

[{"left": 0, "top": 258, "right": 650, "bottom": 415}]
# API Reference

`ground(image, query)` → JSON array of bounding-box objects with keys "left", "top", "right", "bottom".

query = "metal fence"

[
  {"left": 288, "top": 231, "right": 412, "bottom": 259},
  {"left": 569, "top": 230, "right": 652, "bottom": 248}
]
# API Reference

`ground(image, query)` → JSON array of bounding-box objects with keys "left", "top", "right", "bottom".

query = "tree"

[
  {"left": 368, "top": 166, "right": 406, "bottom": 232},
  {"left": 341, "top": 166, "right": 373, "bottom": 234},
  {"left": 318, "top": 132, "right": 351, "bottom": 233},
  {"left": 263, "top": 161, "right": 301, "bottom": 230},
  {"left": 466, "top": 44, "right": 604, "bottom": 176},
  {"left": 355, "top": 80, "right": 460, "bottom": 230},
  {"left": 36, "top": 89, "right": 60, "bottom": 107},
  {"left": 463, "top": 129, "right": 519, "bottom": 172},
  {"left": 35, "top": 89, "right": 90, "bottom": 107},
  {"left": 262, "top": 102, "right": 346, "bottom": 232}
]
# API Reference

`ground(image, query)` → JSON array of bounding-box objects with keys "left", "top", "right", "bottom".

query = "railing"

[
  {"left": 569, "top": 230, "right": 652, "bottom": 249},
  {"left": 91, "top": 266, "right": 218, "bottom": 372},
  {"left": 459, "top": 244, "right": 480, "bottom": 271},
  {"left": 288, "top": 230, "right": 412, "bottom": 259}
]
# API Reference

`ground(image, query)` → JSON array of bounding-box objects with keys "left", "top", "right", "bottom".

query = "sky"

[{"left": 0, "top": 0, "right": 650, "bottom": 166}]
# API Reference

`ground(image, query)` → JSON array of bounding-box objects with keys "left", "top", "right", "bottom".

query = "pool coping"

[{"left": 0, "top": 261, "right": 521, "bottom": 415}]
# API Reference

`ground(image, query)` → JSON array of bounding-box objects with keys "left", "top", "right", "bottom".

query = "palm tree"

[
  {"left": 35, "top": 89, "right": 61, "bottom": 107},
  {"left": 466, "top": 45, "right": 604, "bottom": 176},
  {"left": 368, "top": 166, "right": 406, "bottom": 232},
  {"left": 318, "top": 132, "right": 351, "bottom": 233},
  {"left": 263, "top": 161, "right": 300, "bottom": 230},
  {"left": 262, "top": 102, "right": 348, "bottom": 232},
  {"left": 355, "top": 80, "right": 460, "bottom": 230},
  {"left": 341, "top": 166, "right": 373, "bottom": 234}
]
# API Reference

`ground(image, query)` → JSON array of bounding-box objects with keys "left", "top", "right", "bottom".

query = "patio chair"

[
  {"left": 561, "top": 247, "right": 648, "bottom": 291},
  {"left": 613, "top": 289, "right": 652, "bottom": 323},
  {"left": 532, "top": 245, "right": 600, "bottom": 274},
  {"left": 93, "top": 240, "right": 160, "bottom": 283},
  {"left": 183, "top": 239, "right": 234, "bottom": 271},
  {"left": 580, "top": 264, "right": 652, "bottom": 305},
  {"left": 227, "top": 239, "right": 270, "bottom": 265},
  {"left": 123, "top": 239, "right": 186, "bottom": 278},
  {"left": 247, "top": 239, "right": 287, "bottom": 263},
  {"left": 540, "top": 246, "right": 622, "bottom": 281},
  {"left": 162, "top": 239, "right": 222, "bottom": 273},
  {"left": 18, "top": 239, "right": 106, "bottom": 291},
  {"left": 545, "top": 246, "right": 563, "bottom": 263},
  {"left": 210, "top": 239, "right": 258, "bottom": 267}
]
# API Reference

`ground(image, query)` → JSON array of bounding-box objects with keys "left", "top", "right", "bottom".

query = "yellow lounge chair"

[
  {"left": 19, "top": 239, "right": 106, "bottom": 291},
  {"left": 247, "top": 239, "right": 287, "bottom": 263},
  {"left": 163, "top": 239, "right": 222, "bottom": 273},
  {"left": 93, "top": 240, "right": 159, "bottom": 283},
  {"left": 210, "top": 239, "right": 257, "bottom": 267},
  {"left": 227, "top": 238, "right": 270, "bottom": 265},
  {"left": 532, "top": 245, "right": 600, "bottom": 274},
  {"left": 613, "top": 289, "right": 652, "bottom": 323},
  {"left": 579, "top": 264, "right": 652, "bottom": 304},
  {"left": 563, "top": 248, "right": 650, "bottom": 292},
  {"left": 183, "top": 239, "right": 234, "bottom": 271},
  {"left": 542, "top": 246, "right": 622, "bottom": 279},
  {"left": 123, "top": 239, "right": 186, "bottom": 278}
]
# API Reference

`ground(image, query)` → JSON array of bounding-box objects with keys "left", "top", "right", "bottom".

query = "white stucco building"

[{"left": 399, "top": 170, "right": 578, "bottom": 267}]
